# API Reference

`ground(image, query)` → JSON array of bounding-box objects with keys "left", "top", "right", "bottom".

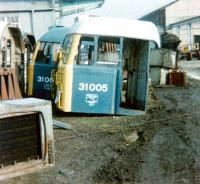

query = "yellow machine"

[{"left": 178, "top": 42, "right": 200, "bottom": 60}]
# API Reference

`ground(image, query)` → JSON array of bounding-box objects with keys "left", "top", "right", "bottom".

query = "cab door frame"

[
  {"left": 31, "top": 41, "right": 59, "bottom": 99},
  {"left": 71, "top": 35, "right": 123, "bottom": 114}
]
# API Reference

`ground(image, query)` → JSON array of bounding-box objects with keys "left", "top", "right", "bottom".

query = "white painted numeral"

[
  {"left": 79, "top": 83, "right": 85, "bottom": 91},
  {"left": 37, "top": 76, "right": 54, "bottom": 84},
  {"left": 78, "top": 83, "right": 108, "bottom": 92}
]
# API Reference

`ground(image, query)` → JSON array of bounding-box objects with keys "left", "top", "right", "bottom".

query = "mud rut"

[
  {"left": 93, "top": 77, "right": 200, "bottom": 184},
  {"left": 93, "top": 61, "right": 200, "bottom": 184}
]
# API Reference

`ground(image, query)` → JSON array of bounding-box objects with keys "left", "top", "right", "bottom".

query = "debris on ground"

[{"left": 2, "top": 60, "right": 200, "bottom": 184}]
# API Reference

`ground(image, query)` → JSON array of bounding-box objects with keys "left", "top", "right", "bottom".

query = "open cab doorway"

[{"left": 118, "top": 39, "right": 151, "bottom": 115}]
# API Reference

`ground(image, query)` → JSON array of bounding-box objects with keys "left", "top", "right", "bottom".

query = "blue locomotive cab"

[
  {"left": 55, "top": 18, "right": 160, "bottom": 115},
  {"left": 28, "top": 26, "right": 68, "bottom": 99}
]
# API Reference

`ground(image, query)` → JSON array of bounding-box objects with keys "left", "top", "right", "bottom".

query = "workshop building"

[
  {"left": 0, "top": 0, "right": 104, "bottom": 39},
  {"left": 140, "top": 0, "right": 200, "bottom": 48}
]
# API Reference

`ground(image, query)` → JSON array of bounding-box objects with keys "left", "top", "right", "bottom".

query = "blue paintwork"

[
  {"left": 32, "top": 28, "right": 152, "bottom": 115},
  {"left": 33, "top": 63, "right": 55, "bottom": 99},
  {"left": 39, "top": 26, "right": 69, "bottom": 44},
  {"left": 32, "top": 44, "right": 55, "bottom": 99},
  {"left": 115, "top": 38, "right": 123, "bottom": 114},
  {"left": 32, "top": 26, "right": 69, "bottom": 99},
  {"left": 136, "top": 41, "right": 150, "bottom": 111},
  {"left": 69, "top": 38, "right": 150, "bottom": 115},
  {"left": 72, "top": 65, "right": 117, "bottom": 114}
]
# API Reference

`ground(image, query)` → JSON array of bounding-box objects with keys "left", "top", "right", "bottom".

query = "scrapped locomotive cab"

[
  {"left": 28, "top": 27, "right": 68, "bottom": 99},
  {"left": 55, "top": 18, "right": 160, "bottom": 115}
]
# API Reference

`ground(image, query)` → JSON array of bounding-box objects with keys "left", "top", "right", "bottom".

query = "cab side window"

[
  {"left": 97, "top": 37, "right": 120, "bottom": 64},
  {"left": 36, "top": 42, "right": 51, "bottom": 64},
  {"left": 77, "top": 36, "right": 94, "bottom": 65},
  {"left": 63, "top": 35, "right": 73, "bottom": 64},
  {"left": 52, "top": 43, "right": 61, "bottom": 64}
]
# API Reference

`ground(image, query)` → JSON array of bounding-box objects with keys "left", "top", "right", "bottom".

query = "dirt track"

[{"left": 2, "top": 60, "right": 200, "bottom": 184}]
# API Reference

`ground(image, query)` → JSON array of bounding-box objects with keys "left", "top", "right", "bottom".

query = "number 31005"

[{"left": 78, "top": 83, "right": 108, "bottom": 92}]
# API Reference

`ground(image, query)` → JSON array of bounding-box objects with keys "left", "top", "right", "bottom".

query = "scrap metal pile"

[{"left": 0, "top": 21, "right": 54, "bottom": 181}]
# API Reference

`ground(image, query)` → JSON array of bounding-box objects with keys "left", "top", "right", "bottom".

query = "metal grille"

[{"left": 0, "top": 113, "right": 42, "bottom": 167}]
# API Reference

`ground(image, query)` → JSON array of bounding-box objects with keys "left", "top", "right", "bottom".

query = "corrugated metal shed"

[
  {"left": 33, "top": 11, "right": 55, "bottom": 39},
  {"left": 0, "top": 0, "right": 54, "bottom": 39},
  {"left": 0, "top": 0, "right": 105, "bottom": 39},
  {"left": 0, "top": 0, "right": 52, "bottom": 11}
]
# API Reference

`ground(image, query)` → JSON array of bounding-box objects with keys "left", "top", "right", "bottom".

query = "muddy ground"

[{"left": 2, "top": 60, "right": 200, "bottom": 184}]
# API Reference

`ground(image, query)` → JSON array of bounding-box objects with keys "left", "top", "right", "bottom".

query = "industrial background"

[
  {"left": 0, "top": 0, "right": 104, "bottom": 39},
  {"left": 140, "top": 0, "right": 200, "bottom": 50},
  {"left": 1, "top": 0, "right": 200, "bottom": 183},
  {"left": 0, "top": 0, "right": 54, "bottom": 39},
  {"left": 1, "top": 0, "right": 199, "bottom": 46}
]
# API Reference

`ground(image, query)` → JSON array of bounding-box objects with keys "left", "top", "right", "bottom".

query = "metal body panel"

[
  {"left": 60, "top": 0, "right": 104, "bottom": 16},
  {"left": 134, "top": 41, "right": 150, "bottom": 111},
  {"left": 0, "top": 113, "right": 42, "bottom": 165},
  {"left": 29, "top": 26, "right": 69, "bottom": 99},
  {"left": 0, "top": 11, "right": 54, "bottom": 39},
  {"left": 54, "top": 17, "right": 160, "bottom": 115},
  {"left": 39, "top": 27, "right": 69, "bottom": 43},
  {"left": 29, "top": 17, "right": 160, "bottom": 116},
  {"left": 0, "top": 98, "right": 54, "bottom": 180},
  {"left": 0, "top": 0, "right": 52, "bottom": 11},
  {"left": 0, "top": 22, "right": 26, "bottom": 99},
  {"left": 125, "top": 41, "right": 149, "bottom": 111},
  {"left": 32, "top": 63, "right": 55, "bottom": 99},
  {"left": 0, "top": 22, "right": 25, "bottom": 65},
  {"left": 71, "top": 65, "right": 117, "bottom": 114},
  {"left": 68, "top": 17, "right": 160, "bottom": 47},
  {"left": 33, "top": 11, "right": 55, "bottom": 39},
  {"left": 58, "top": 66, "right": 73, "bottom": 112}
]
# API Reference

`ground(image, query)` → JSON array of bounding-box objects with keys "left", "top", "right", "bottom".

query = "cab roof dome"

[
  {"left": 39, "top": 26, "right": 69, "bottom": 43},
  {"left": 68, "top": 17, "right": 160, "bottom": 47}
]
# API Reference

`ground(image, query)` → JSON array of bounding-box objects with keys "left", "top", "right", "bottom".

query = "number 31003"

[{"left": 78, "top": 83, "right": 108, "bottom": 92}]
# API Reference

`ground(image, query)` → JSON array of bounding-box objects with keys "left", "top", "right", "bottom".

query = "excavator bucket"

[{"left": 0, "top": 68, "right": 22, "bottom": 101}]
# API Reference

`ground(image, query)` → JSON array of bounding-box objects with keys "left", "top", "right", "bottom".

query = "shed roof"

[
  {"left": 39, "top": 26, "right": 69, "bottom": 43},
  {"left": 68, "top": 17, "right": 160, "bottom": 47}
]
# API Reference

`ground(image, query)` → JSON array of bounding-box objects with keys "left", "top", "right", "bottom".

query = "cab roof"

[
  {"left": 68, "top": 17, "right": 160, "bottom": 47},
  {"left": 39, "top": 26, "right": 69, "bottom": 43}
]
